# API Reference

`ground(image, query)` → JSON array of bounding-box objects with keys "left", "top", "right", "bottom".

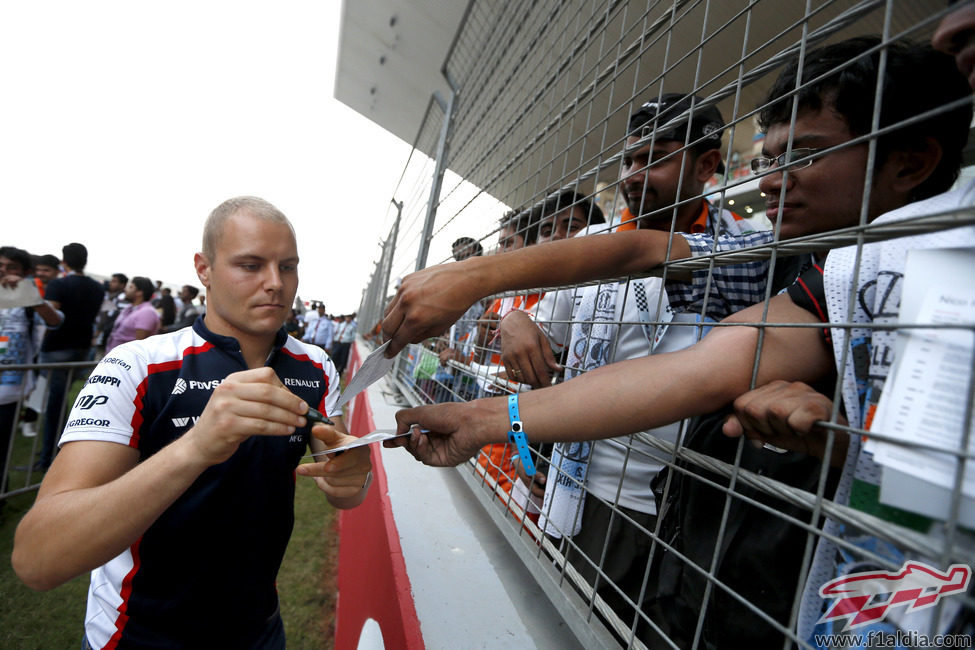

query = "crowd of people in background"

[
  {"left": 297, "top": 303, "right": 358, "bottom": 377},
  {"left": 0, "top": 242, "right": 214, "bottom": 477}
]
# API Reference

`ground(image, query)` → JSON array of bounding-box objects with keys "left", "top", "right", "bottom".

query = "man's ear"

[
  {"left": 194, "top": 253, "right": 211, "bottom": 289},
  {"left": 694, "top": 148, "right": 723, "bottom": 182},
  {"left": 888, "top": 136, "right": 944, "bottom": 196}
]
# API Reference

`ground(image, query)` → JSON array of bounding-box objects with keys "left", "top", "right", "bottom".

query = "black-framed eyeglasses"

[{"left": 749, "top": 147, "right": 827, "bottom": 174}]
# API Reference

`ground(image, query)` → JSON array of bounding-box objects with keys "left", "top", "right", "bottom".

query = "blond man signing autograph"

[{"left": 13, "top": 196, "right": 371, "bottom": 649}]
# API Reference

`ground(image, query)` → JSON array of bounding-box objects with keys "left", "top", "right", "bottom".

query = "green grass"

[
  {"left": 1, "top": 380, "right": 341, "bottom": 648},
  {"left": 280, "top": 476, "right": 340, "bottom": 649}
]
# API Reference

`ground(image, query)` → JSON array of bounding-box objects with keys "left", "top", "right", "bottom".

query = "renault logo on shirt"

[{"left": 284, "top": 378, "right": 320, "bottom": 388}]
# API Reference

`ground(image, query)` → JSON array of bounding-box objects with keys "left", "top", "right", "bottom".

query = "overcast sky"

[{"left": 0, "top": 1, "right": 413, "bottom": 314}]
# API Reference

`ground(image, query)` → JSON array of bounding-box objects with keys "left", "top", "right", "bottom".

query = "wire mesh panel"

[{"left": 361, "top": 1, "right": 975, "bottom": 647}]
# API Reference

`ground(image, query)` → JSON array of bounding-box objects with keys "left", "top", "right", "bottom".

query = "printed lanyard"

[{"left": 631, "top": 279, "right": 674, "bottom": 351}]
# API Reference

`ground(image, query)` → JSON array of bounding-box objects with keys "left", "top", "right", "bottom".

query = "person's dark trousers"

[
  {"left": 561, "top": 496, "right": 664, "bottom": 646},
  {"left": 38, "top": 348, "right": 91, "bottom": 469},
  {"left": 332, "top": 341, "right": 352, "bottom": 376}
]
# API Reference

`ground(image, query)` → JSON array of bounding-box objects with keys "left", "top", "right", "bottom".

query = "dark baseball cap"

[{"left": 628, "top": 93, "right": 726, "bottom": 172}]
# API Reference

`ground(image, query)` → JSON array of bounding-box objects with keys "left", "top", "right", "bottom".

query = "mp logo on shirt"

[
  {"left": 76, "top": 395, "right": 109, "bottom": 410},
  {"left": 818, "top": 560, "right": 971, "bottom": 631}
]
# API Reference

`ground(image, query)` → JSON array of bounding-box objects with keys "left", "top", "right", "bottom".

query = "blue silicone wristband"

[{"left": 507, "top": 393, "right": 535, "bottom": 476}]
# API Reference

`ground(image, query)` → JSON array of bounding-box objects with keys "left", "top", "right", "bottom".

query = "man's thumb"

[{"left": 311, "top": 423, "right": 343, "bottom": 447}]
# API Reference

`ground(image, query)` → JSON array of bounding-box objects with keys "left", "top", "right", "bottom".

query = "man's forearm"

[
  {"left": 410, "top": 306, "right": 834, "bottom": 452},
  {"left": 12, "top": 436, "right": 211, "bottom": 591},
  {"left": 469, "top": 230, "right": 685, "bottom": 295}
]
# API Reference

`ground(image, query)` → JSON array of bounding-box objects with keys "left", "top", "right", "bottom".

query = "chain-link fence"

[{"left": 356, "top": 1, "right": 975, "bottom": 647}]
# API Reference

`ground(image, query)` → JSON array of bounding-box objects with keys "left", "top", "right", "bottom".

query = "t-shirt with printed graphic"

[
  {"left": 0, "top": 306, "right": 45, "bottom": 405},
  {"left": 59, "top": 319, "right": 340, "bottom": 649},
  {"left": 540, "top": 202, "right": 762, "bottom": 536},
  {"left": 792, "top": 184, "right": 975, "bottom": 646}
]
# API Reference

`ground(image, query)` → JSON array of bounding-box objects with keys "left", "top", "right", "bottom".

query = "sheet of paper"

[
  {"left": 868, "top": 249, "right": 975, "bottom": 512},
  {"left": 302, "top": 429, "right": 412, "bottom": 458},
  {"left": 334, "top": 341, "right": 396, "bottom": 410},
  {"left": 0, "top": 280, "right": 43, "bottom": 310}
]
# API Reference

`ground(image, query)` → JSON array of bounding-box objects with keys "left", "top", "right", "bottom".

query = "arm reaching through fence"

[
  {"left": 381, "top": 229, "right": 691, "bottom": 357},
  {"left": 386, "top": 293, "right": 833, "bottom": 465}
]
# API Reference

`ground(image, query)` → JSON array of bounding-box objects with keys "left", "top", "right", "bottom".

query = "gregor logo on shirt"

[{"left": 66, "top": 418, "right": 110, "bottom": 427}]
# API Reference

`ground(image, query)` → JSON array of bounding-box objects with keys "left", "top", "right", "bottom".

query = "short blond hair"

[{"left": 201, "top": 196, "right": 295, "bottom": 261}]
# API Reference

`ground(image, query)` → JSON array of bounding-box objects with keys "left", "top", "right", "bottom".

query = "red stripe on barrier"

[{"left": 334, "top": 342, "right": 424, "bottom": 650}]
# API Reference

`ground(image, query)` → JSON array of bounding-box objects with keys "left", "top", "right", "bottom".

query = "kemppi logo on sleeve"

[
  {"left": 818, "top": 560, "right": 971, "bottom": 631},
  {"left": 86, "top": 375, "right": 121, "bottom": 388},
  {"left": 76, "top": 395, "right": 110, "bottom": 410}
]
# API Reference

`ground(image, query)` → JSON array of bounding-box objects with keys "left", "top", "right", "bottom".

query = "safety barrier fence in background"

[
  {"left": 355, "top": 1, "right": 975, "bottom": 648},
  {"left": 1, "top": 360, "right": 97, "bottom": 502}
]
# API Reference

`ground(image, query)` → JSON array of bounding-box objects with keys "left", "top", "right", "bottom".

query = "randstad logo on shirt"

[{"left": 171, "top": 379, "right": 222, "bottom": 395}]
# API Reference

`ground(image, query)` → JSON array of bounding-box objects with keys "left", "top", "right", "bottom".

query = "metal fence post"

[{"left": 415, "top": 90, "right": 456, "bottom": 272}]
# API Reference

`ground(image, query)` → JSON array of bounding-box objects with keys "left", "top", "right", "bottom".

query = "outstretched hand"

[
  {"left": 385, "top": 400, "right": 507, "bottom": 468},
  {"left": 381, "top": 261, "right": 485, "bottom": 357}
]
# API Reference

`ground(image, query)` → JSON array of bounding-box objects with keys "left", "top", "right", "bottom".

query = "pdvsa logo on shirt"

[{"left": 172, "top": 379, "right": 222, "bottom": 395}]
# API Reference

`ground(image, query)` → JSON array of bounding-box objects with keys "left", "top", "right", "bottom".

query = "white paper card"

[
  {"left": 302, "top": 429, "right": 411, "bottom": 458},
  {"left": 334, "top": 341, "right": 396, "bottom": 410},
  {"left": 0, "top": 280, "right": 43, "bottom": 309},
  {"left": 868, "top": 248, "right": 975, "bottom": 518}
]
